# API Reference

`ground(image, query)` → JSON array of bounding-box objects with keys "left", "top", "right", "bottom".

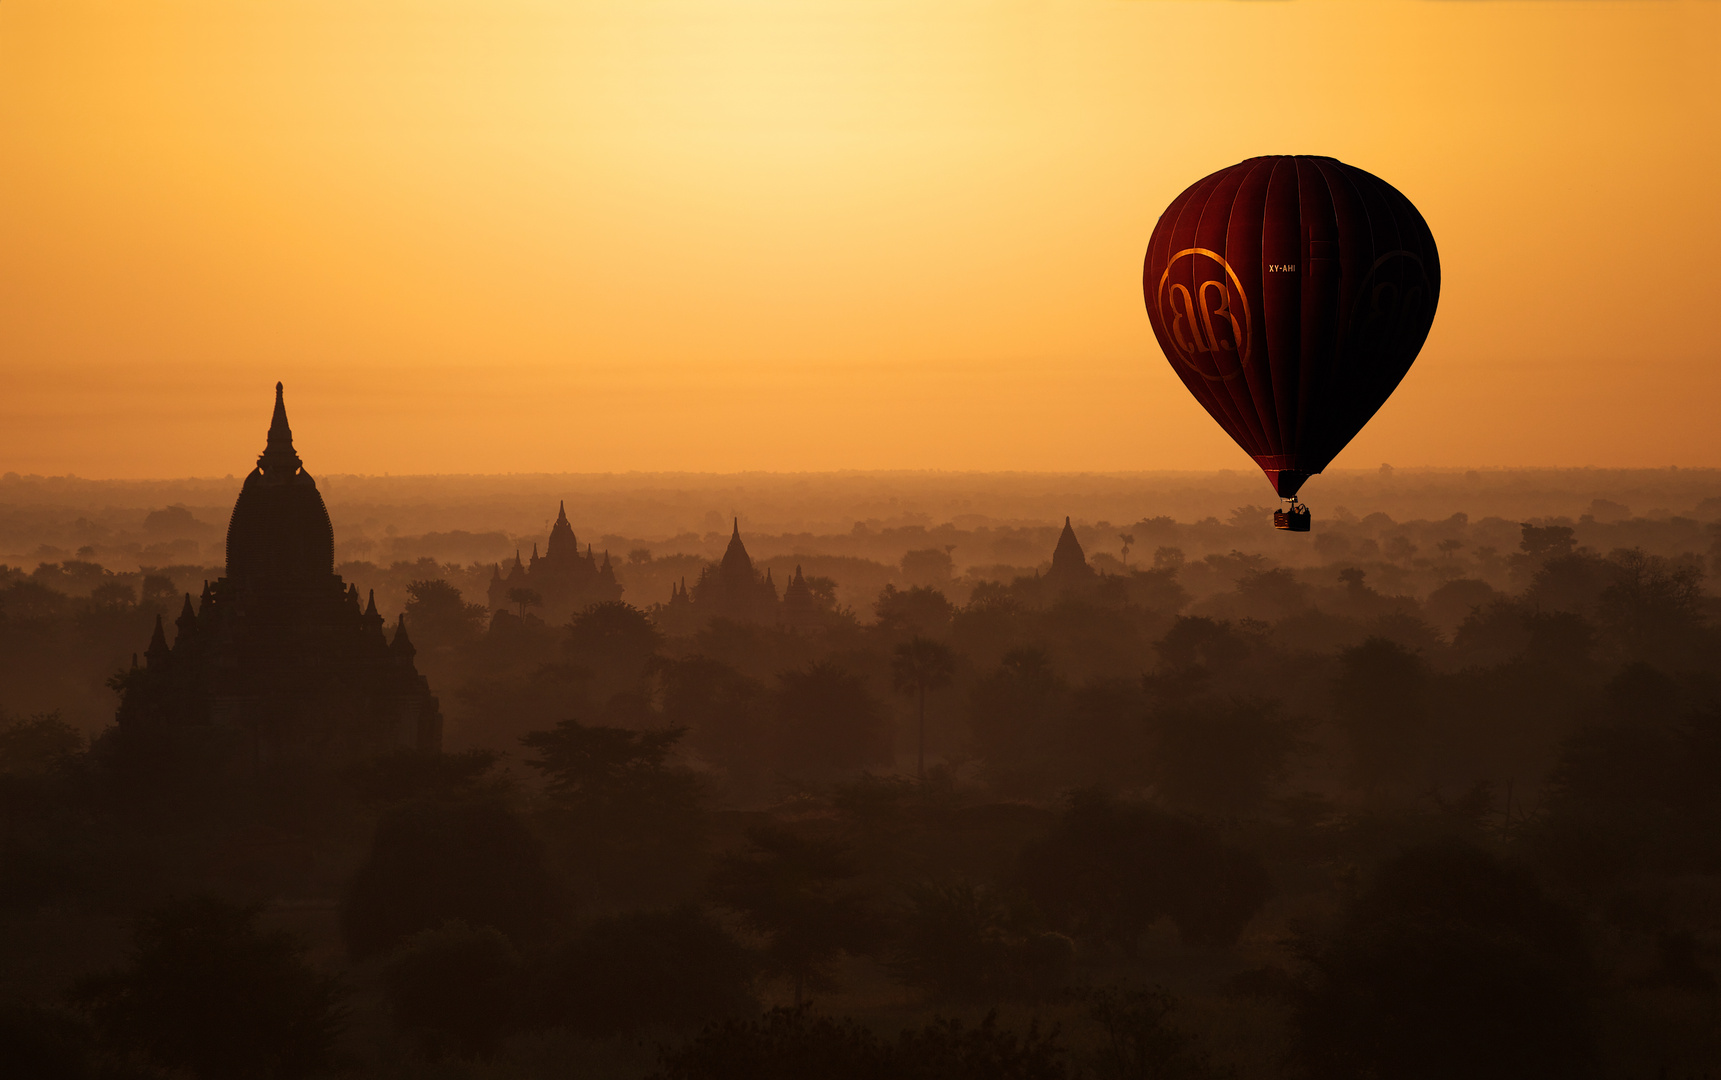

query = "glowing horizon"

[{"left": 3, "top": 1, "right": 1718, "bottom": 480}]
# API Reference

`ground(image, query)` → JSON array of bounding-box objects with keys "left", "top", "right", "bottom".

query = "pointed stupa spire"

[
  {"left": 257, "top": 381, "right": 303, "bottom": 476},
  {"left": 781, "top": 563, "right": 813, "bottom": 627},
  {"left": 174, "top": 593, "right": 198, "bottom": 646},
  {"left": 1050, "top": 515, "right": 1092, "bottom": 579},
  {"left": 362, "top": 589, "right": 386, "bottom": 645},
  {"left": 145, "top": 614, "right": 171, "bottom": 666},
  {"left": 547, "top": 499, "right": 577, "bottom": 561},
  {"left": 269, "top": 382, "right": 290, "bottom": 442},
  {"left": 721, "top": 517, "right": 752, "bottom": 574},
  {"left": 391, "top": 614, "right": 416, "bottom": 659}
]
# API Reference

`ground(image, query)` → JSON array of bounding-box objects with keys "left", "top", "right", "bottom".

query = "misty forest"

[{"left": 3, "top": 462, "right": 1720, "bottom": 1079}]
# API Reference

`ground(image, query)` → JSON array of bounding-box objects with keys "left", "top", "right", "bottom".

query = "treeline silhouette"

[{"left": 1, "top": 517, "right": 1719, "bottom": 1077}]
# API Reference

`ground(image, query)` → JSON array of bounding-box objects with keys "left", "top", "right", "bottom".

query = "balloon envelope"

[{"left": 1143, "top": 156, "right": 1439, "bottom": 498}]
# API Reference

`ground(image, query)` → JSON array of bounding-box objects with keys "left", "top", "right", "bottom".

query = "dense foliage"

[{"left": 3, "top": 501, "right": 1720, "bottom": 1077}]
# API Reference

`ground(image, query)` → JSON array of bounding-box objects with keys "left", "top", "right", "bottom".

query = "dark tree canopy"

[
  {"left": 772, "top": 662, "right": 891, "bottom": 779},
  {"left": 342, "top": 795, "right": 559, "bottom": 959},
  {"left": 1016, "top": 790, "right": 1270, "bottom": 952},
  {"left": 381, "top": 920, "right": 520, "bottom": 1061},
  {"left": 651, "top": 1006, "right": 1068, "bottom": 1080},
  {"left": 889, "top": 881, "right": 1071, "bottom": 1004},
  {"left": 1290, "top": 843, "right": 1596, "bottom": 1080},
  {"left": 75, "top": 897, "right": 342, "bottom": 1080},
  {"left": 404, "top": 578, "right": 488, "bottom": 648},
  {"left": 522, "top": 718, "right": 698, "bottom": 817},
  {"left": 530, "top": 906, "right": 757, "bottom": 1037},
  {"left": 710, "top": 826, "right": 877, "bottom": 1003}
]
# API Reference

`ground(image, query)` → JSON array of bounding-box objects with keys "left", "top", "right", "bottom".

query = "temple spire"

[
  {"left": 145, "top": 614, "right": 171, "bottom": 667},
  {"left": 721, "top": 518, "right": 752, "bottom": 573},
  {"left": 547, "top": 500, "right": 578, "bottom": 561},
  {"left": 362, "top": 589, "right": 386, "bottom": 646},
  {"left": 269, "top": 382, "right": 291, "bottom": 446},
  {"left": 1050, "top": 515, "right": 1092, "bottom": 579},
  {"left": 257, "top": 381, "right": 303, "bottom": 475},
  {"left": 174, "top": 593, "right": 198, "bottom": 646}
]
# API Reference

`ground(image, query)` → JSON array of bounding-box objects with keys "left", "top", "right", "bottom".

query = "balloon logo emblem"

[
  {"left": 1154, "top": 248, "right": 1253, "bottom": 382},
  {"left": 1348, "top": 250, "right": 1434, "bottom": 364}
]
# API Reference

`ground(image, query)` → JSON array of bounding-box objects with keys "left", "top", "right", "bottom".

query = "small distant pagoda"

[
  {"left": 485, "top": 501, "right": 622, "bottom": 624},
  {"left": 1047, "top": 517, "right": 1096, "bottom": 585},
  {"left": 689, "top": 519, "right": 780, "bottom": 624}
]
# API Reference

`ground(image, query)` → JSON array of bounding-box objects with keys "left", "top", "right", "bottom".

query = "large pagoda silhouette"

[{"left": 115, "top": 384, "right": 442, "bottom": 765}]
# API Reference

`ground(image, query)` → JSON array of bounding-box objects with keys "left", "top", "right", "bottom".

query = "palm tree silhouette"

[{"left": 891, "top": 636, "right": 955, "bottom": 780}]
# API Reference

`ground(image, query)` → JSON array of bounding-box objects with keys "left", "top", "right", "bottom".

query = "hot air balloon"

[{"left": 1143, "top": 156, "right": 1439, "bottom": 531}]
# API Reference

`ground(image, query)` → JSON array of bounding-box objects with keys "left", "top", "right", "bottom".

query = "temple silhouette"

[
  {"left": 115, "top": 384, "right": 442, "bottom": 765},
  {"left": 1047, "top": 516, "right": 1095, "bottom": 586},
  {"left": 485, "top": 502, "right": 622, "bottom": 623},
  {"left": 658, "top": 519, "right": 811, "bottom": 633}
]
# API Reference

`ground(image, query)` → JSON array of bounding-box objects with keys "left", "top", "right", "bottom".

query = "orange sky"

[{"left": 2, "top": 1, "right": 1718, "bottom": 479}]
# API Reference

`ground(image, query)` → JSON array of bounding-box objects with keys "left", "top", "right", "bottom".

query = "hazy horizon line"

[{"left": 6, "top": 464, "right": 1720, "bottom": 485}]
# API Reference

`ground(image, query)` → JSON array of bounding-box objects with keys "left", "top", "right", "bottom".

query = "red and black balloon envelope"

[{"left": 1143, "top": 155, "right": 1439, "bottom": 501}]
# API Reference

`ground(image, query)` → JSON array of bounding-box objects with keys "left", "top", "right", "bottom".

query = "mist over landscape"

[
  {"left": 5, "top": 464, "right": 1721, "bottom": 1077},
  {"left": 9, "top": 466, "right": 1719, "bottom": 736}
]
